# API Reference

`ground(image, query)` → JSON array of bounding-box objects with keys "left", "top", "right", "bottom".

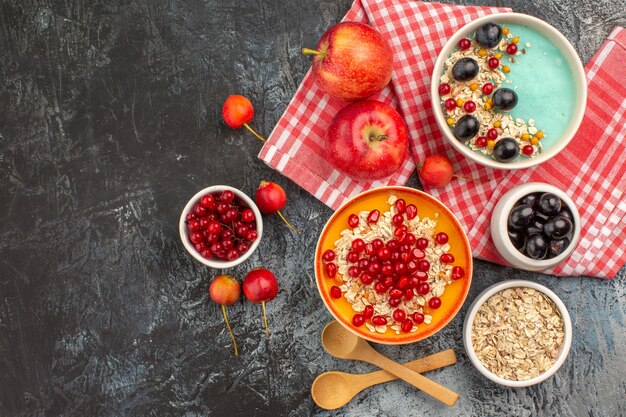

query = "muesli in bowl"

[{"left": 315, "top": 187, "right": 472, "bottom": 344}]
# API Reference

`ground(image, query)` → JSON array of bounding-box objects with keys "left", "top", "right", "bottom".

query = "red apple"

[
  {"left": 302, "top": 22, "right": 393, "bottom": 101},
  {"left": 325, "top": 100, "right": 408, "bottom": 180}
]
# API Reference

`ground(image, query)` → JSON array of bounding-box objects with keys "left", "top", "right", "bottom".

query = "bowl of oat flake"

[{"left": 463, "top": 280, "right": 572, "bottom": 387}]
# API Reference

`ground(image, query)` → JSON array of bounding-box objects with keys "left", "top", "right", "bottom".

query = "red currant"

[
  {"left": 189, "top": 232, "right": 203, "bottom": 244},
  {"left": 476, "top": 136, "right": 488, "bottom": 148},
  {"left": 216, "top": 202, "right": 229, "bottom": 214},
  {"left": 226, "top": 249, "right": 239, "bottom": 261},
  {"left": 200, "top": 194, "right": 216, "bottom": 209},
  {"left": 458, "top": 38, "right": 471, "bottom": 50},
  {"left": 429, "top": 297, "right": 442, "bottom": 309},
  {"left": 482, "top": 83, "right": 494, "bottom": 95},
  {"left": 330, "top": 286, "right": 342, "bottom": 298},
  {"left": 444, "top": 98, "right": 457, "bottom": 111},
  {"left": 241, "top": 208, "right": 255, "bottom": 223},
  {"left": 438, "top": 83, "right": 451, "bottom": 95},
  {"left": 506, "top": 43, "right": 518, "bottom": 55},
  {"left": 487, "top": 128, "right": 498, "bottom": 140},
  {"left": 237, "top": 242, "right": 250, "bottom": 254},
  {"left": 487, "top": 57, "right": 499, "bottom": 69},
  {"left": 523, "top": 145, "right": 534, "bottom": 156},
  {"left": 245, "top": 230, "right": 258, "bottom": 242},
  {"left": 207, "top": 220, "right": 222, "bottom": 235},
  {"left": 464, "top": 101, "right": 476, "bottom": 113},
  {"left": 194, "top": 204, "right": 207, "bottom": 217},
  {"left": 219, "top": 190, "right": 235, "bottom": 203},
  {"left": 188, "top": 220, "right": 201, "bottom": 231}
]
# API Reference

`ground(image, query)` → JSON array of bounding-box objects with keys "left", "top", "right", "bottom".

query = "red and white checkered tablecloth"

[{"left": 258, "top": 0, "right": 626, "bottom": 278}]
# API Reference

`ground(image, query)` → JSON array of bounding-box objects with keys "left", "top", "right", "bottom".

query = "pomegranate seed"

[
  {"left": 241, "top": 208, "right": 255, "bottom": 223},
  {"left": 325, "top": 263, "right": 337, "bottom": 278},
  {"left": 330, "top": 286, "right": 342, "bottom": 298},
  {"left": 458, "top": 38, "right": 471, "bottom": 50},
  {"left": 417, "top": 282, "right": 430, "bottom": 295},
  {"left": 358, "top": 258, "right": 370, "bottom": 270},
  {"left": 367, "top": 209, "right": 380, "bottom": 223},
  {"left": 403, "top": 233, "right": 416, "bottom": 245},
  {"left": 377, "top": 248, "right": 392, "bottom": 261},
  {"left": 347, "top": 251, "right": 360, "bottom": 263},
  {"left": 412, "top": 312, "right": 425, "bottom": 324},
  {"left": 389, "top": 298, "right": 402, "bottom": 307},
  {"left": 416, "top": 238, "right": 428, "bottom": 250},
  {"left": 441, "top": 253, "right": 455, "bottom": 263},
  {"left": 476, "top": 136, "right": 488, "bottom": 148},
  {"left": 383, "top": 276, "right": 394, "bottom": 288},
  {"left": 364, "top": 305, "right": 374, "bottom": 319},
  {"left": 405, "top": 204, "right": 418, "bottom": 219},
  {"left": 451, "top": 266, "right": 465, "bottom": 280},
  {"left": 200, "top": 194, "right": 216, "bottom": 209},
  {"left": 411, "top": 248, "right": 425, "bottom": 260},
  {"left": 360, "top": 272, "right": 375, "bottom": 285},
  {"left": 194, "top": 204, "right": 207, "bottom": 217},
  {"left": 365, "top": 243, "right": 375, "bottom": 256},
  {"left": 189, "top": 232, "right": 203, "bottom": 244},
  {"left": 415, "top": 271, "right": 428, "bottom": 281},
  {"left": 374, "top": 282, "right": 388, "bottom": 294},
  {"left": 395, "top": 199, "right": 406, "bottom": 214},
  {"left": 226, "top": 249, "right": 239, "bottom": 260},
  {"left": 348, "top": 214, "right": 359, "bottom": 228},
  {"left": 438, "top": 83, "right": 451, "bottom": 95},
  {"left": 523, "top": 145, "right": 534, "bottom": 156},
  {"left": 389, "top": 288, "right": 403, "bottom": 299},
  {"left": 464, "top": 101, "right": 476, "bottom": 113},
  {"left": 352, "top": 238, "right": 365, "bottom": 252},
  {"left": 348, "top": 266, "right": 361, "bottom": 278},
  {"left": 392, "top": 308, "right": 406, "bottom": 322},
  {"left": 210, "top": 242, "right": 223, "bottom": 254},
  {"left": 188, "top": 220, "right": 201, "bottom": 231},
  {"left": 406, "top": 260, "right": 418, "bottom": 273},
  {"left": 487, "top": 57, "right": 499, "bottom": 69},
  {"left": 390, "top": 252, "right": 401, "bottom": 262},
  {"left": 435, "top": 232, "right": 449, "bottom": 245},
  {"left": 444, "top": 98, "right": 457, "bottom": 111},
  {"left": 372, "top": 239, "right": 384, "bottom": 250},
  {"left": 404, "top": 288, "right": 414, "bottom": 300},
  {"left": 396, "top": 276, "right": 409, "bottom": 289},
  {"left": 401, "top": 319, "right": 413, "bottom": 333},
  {"left": 322, "top": 249, "right": 336, "bottom": 262},
  {"left": 352, "top": 313, "right": 365, "bottom": 327},
  {"left": 216, "top": 202, "right": 229, "bottom": 214},
  {"left": 394, "top": 262, "right": 407, "bottom": 275},
  {"left": 482, "top": 83, "right": 494, "bottom": 95},
  {"left": 372, "top": 316, "right": 387, "bottom": 326},
  {"left": 381, "top": 264, "right": 394, "bottom": 276},
  {"left": 387, "top": 240, "right": 399, "bottom": 251},
  {"left": 393, "top": 225, "right": 407, "bottom": 237},
  {"left": 417, "top": 260, "right": 430, "bottom": 272},
  {"left": 506, "top": 43, "right": 518, "bottom": 55},
  {"left": 245, "top": 230, "right": 258, "bottom": 242},
  {"left": 429, "top": 297, "right": 442, "bottom": 309},
  {"left": 237, "top": 242, "right": 250, "bottom": 254},
  {"left": 408, "top": 276, "right": 420, "bottom": 289},
  {"left": 368, "top": 261, "right": 381, "bottom": 274},
  {"left": 392, "top": 214, "right": 404, "bottom": 227},
  {"left": 487, "top": 128, "right": 498, "bottom": 140}
]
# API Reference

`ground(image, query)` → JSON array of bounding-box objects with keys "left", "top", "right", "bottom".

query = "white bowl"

[
  {"left": 430, "top": 13, "right": 587, "bottom": 169},
  {"left": 490, "top": 182, "right": 580, "bottom": 271},
  {"left": 179, "top": 185, "right": 263, "bottom": 269},
  {"left": 463, "top": 279, "right": 573, "bottom": 387}
]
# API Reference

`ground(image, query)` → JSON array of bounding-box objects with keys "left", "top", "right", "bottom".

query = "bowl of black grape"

[{"left": 490, "top": 183, "right": 580, "bottom": 271}]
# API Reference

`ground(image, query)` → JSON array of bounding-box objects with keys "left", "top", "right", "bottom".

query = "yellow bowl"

[{"left": 315, "top": 186, "right": 473, "bottom": 344}]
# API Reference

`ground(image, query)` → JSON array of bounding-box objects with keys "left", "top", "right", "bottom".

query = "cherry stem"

[
  {"left": 262, "top": 301, "right": 270, "bottom": 337},
  {"left": 243, "top": 123, "right": 267, "bottom": 143},
  {"left": 221, "top": 305, "right": 238, "bottom": 357},
  {"left": 276, "top": 210, "right": 300, "bottom": 234},
  {"left": 301, "top": 47, "right": 326, "bottom": 57}
]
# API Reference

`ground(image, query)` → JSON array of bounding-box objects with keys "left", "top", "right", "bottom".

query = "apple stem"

[
  {"left": 243, "top": 123, "right": 267, "bottom": 143},
  {"left": 262, "top": 301, "right": 270, "bottom": 337},
  {"left": 276, "top": 210, "right": 300, "bottom": 234},
  {"left": 222, "top": 304, "right": 238, "bottom": 357},
  {"left": 301, "top": 47, "right": 326, "bottom": 57},
  {"left": 369, "top": 134, "right": 388, "bottom": 142}
]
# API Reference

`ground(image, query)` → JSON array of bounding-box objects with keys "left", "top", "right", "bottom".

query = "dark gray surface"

[{"left": 0, "top": 1, "right": 624, "bottom": 416}]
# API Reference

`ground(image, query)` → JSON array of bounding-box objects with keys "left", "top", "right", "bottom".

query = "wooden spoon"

[
  {"left": 320, "top": 321, "right": 459, "bottom": 406},
  {"left": 312, "top": 349, "right": 457, "bottom": 410}
]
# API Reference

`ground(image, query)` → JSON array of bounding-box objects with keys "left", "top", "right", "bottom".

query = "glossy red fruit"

[
  {"left": 444, "top": 98, "right": 457, "bottom": 111},
  {"left": 397, "top": 276, "right": 409, "bottom": 289},
  {"left": 364, "top": 305, "right": 374, "bottom": 318},
  {"left": 411, "top": 248, "right": 425, "bottom": 260},
  {"left": 476, "top": 136, "right": 488, "bottom": 148},
  {"left": 392, "top": 308, "right": 406, "bottom": 322},
  {"left": 506, "top": 43, "right": 518, "bottom": 55},
  {"left": 352, "top": 238, "right": 365, "bottom": 252},
  {"left": 209, "top": 274, "right": 241, "bottom": 357},
  {"left": 435, "top": 232, "right": 449, "bottom": 245},
  {"left": 352, "top": 313, "right": 365, "bottom": 326},
  {"left": 404, "top": 288, "right": 414, "bottom": 301},
  {"left": 330, "top": 285, "right": 342, "bottom": 298},
  {"left": 412, "top": 312, "right": 424, "bottom": 324},
  {"left": 374, "top": 282, "right": 388, "bottom": 294},
  {"left": 325, "top": 263, "right": 337, "bottom": 278},
  {"left": 389, "top": 297, "right": 402, "bottom": 307},
  {"left": 451, "top": 266, "right": 465, "bottom": 280},
  {"left": 523, "top": 145, "right": 534, "bottom": 156},
  {"left": 405, "top": 204, "right": 417, "bottom": 219},
  {"left": 440, "top": 253, "right": 455, "bottom": 263},
  {"left": 458, "top": 38, "right": 471, "bottom": 50},
  {"left": 415, "top": 271, "right": 428, "bottom": 281},
  {"left": 367, "top": 209, "right": 380, "bottom": 223},
  {"left": 244, "top": 269, "right": 278, "bottom": 336},
  {"left": 487, "top": 128, "right": 498, "bottom": 140},
  {"left": 194, "top": 204, "right": 207, "bottom": 217},
  {"left": 241, "top": 208, "right": 255, "bottom": 223},
  {"left": 417, "top": 282, "right": 430, "bottom": 295},
  {"left": 245, "top": 230, "right": 258, "bottom": 242},
  {"left": 188, "top": 219, "right": 201, "bottom": 232},
  {"left": 377, "top": 247, "right": 392, "bottom": 261},
  {"left": 487, "top": 58, "right": 499, "bottom": 69},
  {"left": 189, "top": 232, "right": 203, "bottom": 244},
  {"left": 416, "top": 238, "right": 428, "bottom": 250},
  {"left": 200, "top": 194, "right": 216, "bottom": 209},
  {"left": 347, "top": 251, "right": 359, "bottom": 263},
  {"left": 482, "top": 83, "right": 494, "bottom": 95},
  {"left": 348, "top": 214, "right": 360, "bottom": 228},
  {"left": 322, "top": 249, "right": 336, "bottom": 262},
  {"left": 372, "top": 316, "right": 388, "bottom": 326},
  {"left": 395, "top": 199, "right": 406, "bottom": 214},
  {"left": 401, "top": 319, "right": 413, "bottom": 333},
  {"left": 463, "top": 101, "right": 476, "bottom": 113},
  {"left": 429, "top": 296, "right": 442, "bottom": 309},
  {"left": 360, "top": 272, "right": 375, "bottom": 285},
  {"left": 256, "top": 181, "right": 299, "bottom": 233},
  {"left": 438, "top": 83, "right": 451, "bottom": 95},
  {"left": 417, "top": 260, "right": 430, "bottom": 272},
  {"left": 418, "top": 155, "right": 454, "bottom": 188}
]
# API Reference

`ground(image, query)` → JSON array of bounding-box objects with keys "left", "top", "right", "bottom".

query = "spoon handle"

[{"left": 360, "top": 348, "right": 460, "bottom": 406}]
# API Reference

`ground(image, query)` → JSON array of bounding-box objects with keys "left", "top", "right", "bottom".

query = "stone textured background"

[{"left": 0, "top": 0, "right": 624, "bottom": 416}]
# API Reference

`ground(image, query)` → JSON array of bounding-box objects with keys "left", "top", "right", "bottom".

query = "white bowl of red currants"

[
  {"left": 179, "top": 185, "right": 263, "bottom": 269},
  {"left": 490, "top": 182, "right": 580, "bottom": 271}
]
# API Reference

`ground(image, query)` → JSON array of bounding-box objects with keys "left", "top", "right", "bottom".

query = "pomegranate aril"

[
  {"left": 325, "top": 263, "right": 337, "bottom": 278},
  {"left": 381, "top": 265, "right": 393, "bottom": 276},
  {"left": 401, "top": 319, "right": 413, "bottom": 333},
  {"left": 411, "top": 248, "right": 425, "bottom": 260},
  {"left": 405, "top": 204, "right": 417, "bottom": 219},
  {"left": 387, "top": 240, "right": 399, "bottom": 251},
  {"left": 392, "top": 214, "right": 404, "bottom": 227},
  {"left": 219, "top": 190, "right": 235, "bottom": 203},
  {"left": 389, "top": 288, "right": 403, "bottom": 299},
  {"left": 435, "top": 232, "right": 449, "bottom": 245},
  {"left": 241, "top": 208, "right": 255, "bottom": 223},
  {"left": 418, "top": 260, "right": 430, "bottom": 272},
  {"left": 352, "top": 313, "right": 365, "bottom": 327},
  {"left": 194, "top": 204, "right": 207, "bottom": 217},
  {"left": 394, "top": 262, "right": 408, "bottom": 275},
  {"left": 390, "top": 252, "right": 401, "bottom": 263},
  {"left": 409, "top": 276, "right": 420, "bottom": 289},
  {"left": 371, "top": 316, "right": 387, "bottom": 326},
  {"left": 415, "top": 271, "right": 428, "bottom": 281},
  {"left": 374, "top": 282, "right": 388, "bottom": 294},
  {"left": 360, "top": 272, "right": 374, "bottom": 285},
  {"left": 347, "top": 251, "right": 360, "bottom": 263},
  {"left": 367, "top": 209, "right": 380, "bottom": 223},
  {"left": 416, "top": 238, "right": 428, "bottom": 250},
  {"left": 451, "top": 266, "right": 465, "bottom": 280},
  {"left": 365, "top": 243, "right": 375, "bottom": 256},
  {"left": 397, "top": 276, "right": 409, "bottom": 289},
  {"left": 368, "top": 262, "right": 381, "bottom": 274},
  {"left": 358, "top": 258, "right": 370, "bottom": 270},
  {"left": 393, "top": 225, "right": 407, "bottom": 237},
  {"left": 412, "top": 312, "right": 424, "bottom": 324},
  {"left": 395, "top": 199, "right": 406, "bottom": 214},
  {"left": 245, "top": 230, "right": 258, "bottom": 242},
  {"left": 383, "top": 276, "right": 394, "bottom": 288},
  {"left": 403, "top": 233, "right": 416, "bottom": 245},
  {"left": 189, "top": 232, "right": 203, "bottom": 244},
  {"left": 429, "top": 297, "right": 442, "bottom": 309},
  {"left": 406, "top": 260, "right": 418, "bottom": 273},
  {"left": 404, "top": 288, "right": 414, "bottom": 301},
  {"left": 417, "top": 282, "right": 430, "bottom": 295},
  {"left": 348, "top": 214, "right": 359, "bottom": 228},
  {"left": 377, "top": 248, "right": 392, "bottom": 261},
  {"left": 363, "top": 305, "right": 374, "bottom": 318},
  {"left": 322, "top": 249, "right": 336, "bottom": 262},
  {"left": 388, "top": 298, "right": 402, "bottom": 307},
  {"left": 352, "top": 238, "right": 365, "bottom": 252},
  {"left": 188, "top": 220, "right": 201, "bottom": 231},
  {"left": 440, "top": 253, "right": 455, "bottom": 263},
  {"left": 348, "top": 266, "right": 361, "bottom": 278},
  {"left": 372, "top": 239, "right": 384, "bottom": 250},
  {"left": 400, "top": 252, "right": 411, "bottom": 263},
  {"left": 330, "top": 286, "right": 342, "bottom": 299},
  {"left": 392, "top": 308, "right": 406, "bottom": 322}
]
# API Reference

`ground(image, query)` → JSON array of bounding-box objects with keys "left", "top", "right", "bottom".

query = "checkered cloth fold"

[{"left": 258, "top": 0, "right": 626, "bottom": 278}]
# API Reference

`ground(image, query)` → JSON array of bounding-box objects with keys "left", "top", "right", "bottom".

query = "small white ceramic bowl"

[
  {"left": 431, "top": 13, "right": 587, "bottom": 169},
  {"left": 490, "top": 182, "right": 580, "bottom": 271},
  {"left": 463, "top": 279, "right": 572, "bottom": 387},
  {"left": 179, "top": 185, "right": 263, "bottom": 269}
]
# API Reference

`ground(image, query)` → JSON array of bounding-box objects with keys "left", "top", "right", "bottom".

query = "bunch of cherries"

[
  {"left": 322, "top": 199, "right": 466, "bottom": 333},
  {"left": 185, "top": 190, "right": 258, "bottom": 261}
]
